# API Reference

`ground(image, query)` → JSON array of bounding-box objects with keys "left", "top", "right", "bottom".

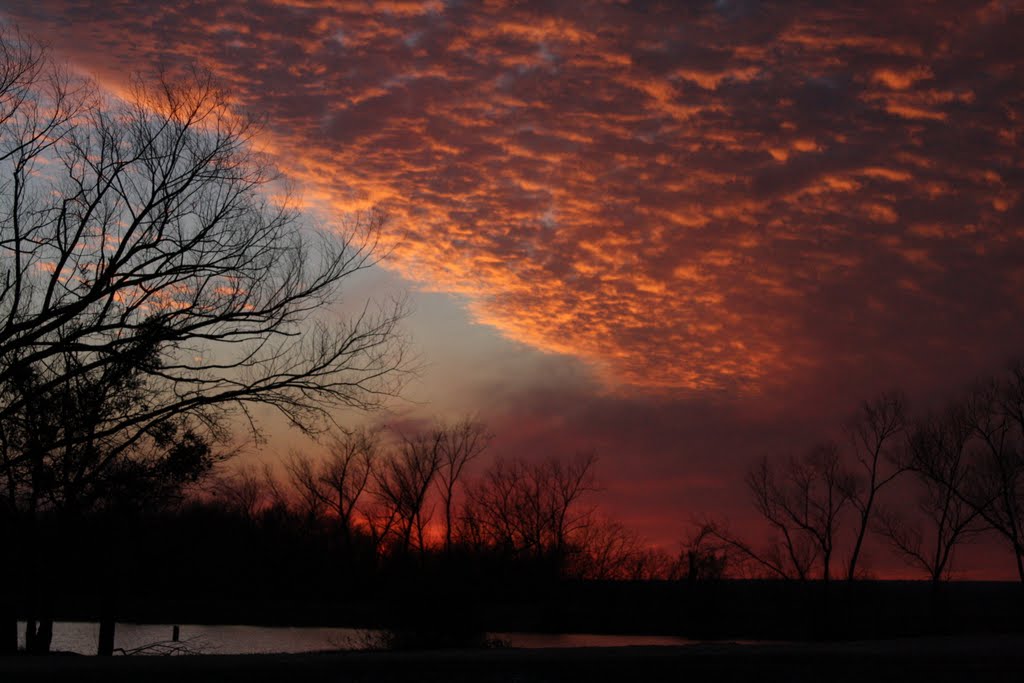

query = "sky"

[{"left": 4, "top": 0, "right": 1024, "bottom": 578}]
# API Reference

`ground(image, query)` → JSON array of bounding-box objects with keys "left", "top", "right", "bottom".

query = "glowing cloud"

[{"left": 6, "top": 0, "right": 1024, "bottom": 394}]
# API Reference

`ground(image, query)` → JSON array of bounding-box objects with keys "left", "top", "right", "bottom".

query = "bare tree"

[
  {"left": 792, "top": 443, "right": 855, "bottom": 583},
  {"left": 209, "top": 464, "right": 280, "bottom": 523},
  {"left": 459, "top": 452, "right": 598, "bottom": 570},
  {"left": 435, "top": 418, "right": 491, "bottom": 555},
  {"left": 675, "top": 523, "right": 734, "bottom": 581},
  {"left": 0, "top": 31, "right": 407, "bottom": 654},
  {"left": 958, "top": 370, "right": 1024, "bottom": 581},
  {"left": 0, "top": 29, "right": 86, "bottom": 655},
  {"left": 544, "top": 452, "right": 599, "bottom": 558},
  {"left": 739, "top": 456, "right": 819, "bottom": 580},
  {"left": 569, "top": 516, "right": 643, "bottom": 580},
  {"left": 843, "top": 392, "right": 907, "bottom": 581},
  {"left": 459, "top": 457, "right": 525, "bottom": 554},
  {"left": 0, "top": 47, "right": 407, "bottom": 492},
  {"left": 285, "top": 427, "right": 378, "bottom": 545},
  {"left": 742, "top": 445, "right": 853, "bottom": 583},
  {"left": 284, "top": 452, "right": 329, "bottom": 523},
  {"left": 873, "top": 366, "right": 1024, "bottom": 582},
  {"left": 624, "top": 547, "right": 678, "bottom": 581},
  {"left": 373, "top": 430, "right": 442, "bottom": 556},
  {"left": 877, "top": 407, "right": 981, "bottom": 582}
]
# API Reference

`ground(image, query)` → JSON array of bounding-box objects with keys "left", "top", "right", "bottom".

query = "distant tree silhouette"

[
  {"left": 706, "top": 442, "right": 855, "bottom": 583},
  {"left": 436, "top": 418, "right": 491, "bottom": 555},
  {"left": 206, "top": 438, "right": 626, "bottom": 584},
  {"left": 750, "top": 445, "right": 853, "bottom": 582},
  {"left": 373, "top": 430, "right": 443, "bottom": 556},
  {"left": 703, "top": 515, "right": 813, "bottom": 581},
  {"left": 285, "top": 427, "right": 379, "bottom": 547},
  {"left": 569, "top": 516, "right": 643, "bottom": 580},
  {"left": 568, "top": 518, "right": 681, "bottom": 581},
  {"left": 873, "top": 365, "right": 1024, "bottom": 584},
  {"left": 459, "top": 452, "right": 598, "bottom": 573},
  {"left": 843, "top": 392, "right": 907, "bottom": 581},
  {"left": 0, "top": 28, "right": 407, "bottom": 654},
  {"left": 745, "top": 455, "right": 819, "bottom": 580},
  {"left": 209, "top": 464, "right": 281, "bottom": 523},
  {"left": 957, "top": 367, "right": 1024, "bottom": 581},
  {"left": 677, "top": 524, "right": 732, "bottom": 581},
  {"left": 877, "top": 405, "right": 981, "bottom": 583}
]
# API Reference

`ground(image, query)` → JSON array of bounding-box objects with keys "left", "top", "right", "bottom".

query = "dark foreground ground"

[
  {"left": 37, "top": 579, "right": 1024, "bottom": 641},
  {"left": 2, "top": 636, "right": 1023, "bottom": 683}
]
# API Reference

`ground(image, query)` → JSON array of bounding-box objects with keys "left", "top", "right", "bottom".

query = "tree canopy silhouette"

[{"left": 0, "top": 28, "right": 407, "bottom": 654}]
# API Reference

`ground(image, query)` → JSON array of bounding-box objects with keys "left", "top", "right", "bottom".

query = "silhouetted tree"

[
  {"left": 459, "top": 452, "right": 598, "bottom": 572},
  {"left": 702, "top": 519, "right": 809, "bottom": 580},
  {"left": 843, "top": 392, "right": 907, "bottom": 581},
  {"left": 285, "top": 427, "right": 379, "bottom": 546},
  {"left": 740, "top": 455, "right": 814, "bottom": 580},
  {"left": 209, "top": 464, "right": 281, "bottom": 523},
  {"left": 957, "top": 368, "right": 1024, "bottom": 581},
  {"left": 677, "top": 524, "right": 732, "bottom": 581},
  {"left": 2, "top": 339, "right": 219, "bottom": 654},
  {"left": 877, "top": 406, "right": 981, "bottom": 583},
  {"left": 0, "top": 29, "right": 407, "bottom": 654},
  {"left": 374, "top": 431, "right": 442, "bottom": 556},
  {"left": 735, "top": 445, "right": 853, "bottom": 582},
  {"left": 789, "top": 443, "right": 855, "bottom": 583},
  {"left": 436, "top": 418, "right": 491, "bottom": 555},
  {"left": 569, "top": 516, "right": 642, "bottom": 580}
]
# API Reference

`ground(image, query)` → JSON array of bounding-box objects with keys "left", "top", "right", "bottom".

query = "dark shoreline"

[
  {"left": 3, "top": 636, "right": 1024, "bottom": 682},
  {"left": 27, "top": 579, "right": 1024, "bottom": 641}
]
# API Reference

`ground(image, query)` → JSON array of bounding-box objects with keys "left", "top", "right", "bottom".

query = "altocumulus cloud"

[{"left": 7, "top": 0, "right": 1024, "bottom": 396}]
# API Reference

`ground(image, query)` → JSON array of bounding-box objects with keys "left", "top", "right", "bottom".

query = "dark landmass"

[
  {"left": 25, "top": 579, "right": 1024, "bottom": 642},
  {"left": 9, "top": 500, "right": 1024, "bottom": 655},
  {"left": 3, "top": 637, "right": 1024, "bottom": 682}
]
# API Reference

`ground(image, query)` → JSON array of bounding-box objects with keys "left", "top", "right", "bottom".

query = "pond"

[{"left": 16, "top": 622, "right": 696, "bottom": 655}]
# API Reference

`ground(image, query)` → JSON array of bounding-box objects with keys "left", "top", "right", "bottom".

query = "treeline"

[
  {"left": 700, "top": 363, "right": 1024, "bottom": 586},
  {"left": 196, "top": 358, "right": 1024, "bottom": 591},
  {"left": 8, "top": 362, "right": 1024, "bottom": 653},
  {"left": 2, "top": 424, "right": 691, "bottom": 655},
  {"left": 203, "top": 421, "right": 675, "bottom": 583},
  {"left": 7, "top": 401, "right": 1024, "bottom": 653}
]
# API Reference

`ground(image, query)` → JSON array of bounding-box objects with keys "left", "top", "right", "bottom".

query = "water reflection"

[
  {"left": 17, "top": 622, "right": 696, "bottom": 655},
  {"left": 17, "top": 622, "right": 373, "bottom": 655}
]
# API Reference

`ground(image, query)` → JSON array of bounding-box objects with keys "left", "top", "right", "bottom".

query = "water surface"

[{"left": 17, "top": 622, "right": 695, "bottom": 654}]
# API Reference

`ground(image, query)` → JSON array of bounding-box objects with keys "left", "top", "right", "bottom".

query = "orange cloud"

[{"left": 7, "top": 0, "right": 1024, "bottom": 398}]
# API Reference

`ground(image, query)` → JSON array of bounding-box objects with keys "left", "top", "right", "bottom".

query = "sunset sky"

[{"left": 5, "top": 0, "right": 1024, "bottom": 578}]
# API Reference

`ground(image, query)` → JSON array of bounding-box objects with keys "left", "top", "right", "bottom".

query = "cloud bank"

[{"left": 10, "top": 0, "right": 1023, "bottom": 396}]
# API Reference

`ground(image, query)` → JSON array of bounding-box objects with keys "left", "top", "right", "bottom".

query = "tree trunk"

[
  {"left": 28, "top": 583, "right": 54, "bottom": 654},
  {"left": 846, "top": 509, "right": 870, "bottom": 581},
  {"left": 97, "top": 617, "right": 116, "bottom": 656},
  {"left": 0, "top": 610, "right": 15, "bottom": 654},
  {"left": 34, "top": 617, "right": 53, "bottom": 654},
  {"left": 97, "top": 589, "right": 116, "bottom": 656},
  {"left": 24, "top": 616, "right": 36, "bottom": 653},
  {"left": 444, "top": 503, "right": 453, "bottom": 556},
  {"left": 0, "top": 558, "right": 16, "bottom": 654}
]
